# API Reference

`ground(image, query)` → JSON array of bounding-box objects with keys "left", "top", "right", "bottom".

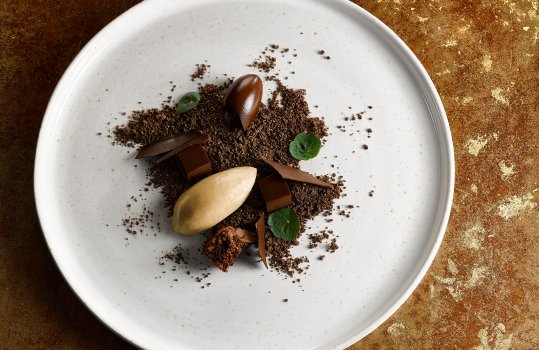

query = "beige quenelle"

[{"left": 172, "top": 166, "right": 257, "bottom": 235}]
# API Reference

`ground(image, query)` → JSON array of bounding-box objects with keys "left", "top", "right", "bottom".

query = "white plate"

[{"left": 34, "top": 0, "right": 454, "bottom": 349}]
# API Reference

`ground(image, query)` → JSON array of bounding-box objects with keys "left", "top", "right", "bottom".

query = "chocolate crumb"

[
  {"left": 249, "top": 55, "right": 277, "bottom": 73},
  {"left": 328, "top": 238, "right": 339, "bottom": 253},
  {"left": 190, "top": 63, "right": 208, "bottom": 81}
]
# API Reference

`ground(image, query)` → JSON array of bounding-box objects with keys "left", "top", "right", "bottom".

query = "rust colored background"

[{"left": 1, "top": 0, "right": 537, "bottom": 349}]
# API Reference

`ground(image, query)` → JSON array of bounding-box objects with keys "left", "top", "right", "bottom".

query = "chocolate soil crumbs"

[
  {"left": 191, "top": 63, "right": 208, "bottom": 81},
  {"left": 113, "top": 57, "right": 345, "bottom": 277},
  {"left": 249, "top": 55, "right": 277, "bottom": 73}
]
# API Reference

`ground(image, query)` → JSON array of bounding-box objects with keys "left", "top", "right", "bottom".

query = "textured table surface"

[{"left": 1, "top": 1, "right": 537, "bottom": 349}]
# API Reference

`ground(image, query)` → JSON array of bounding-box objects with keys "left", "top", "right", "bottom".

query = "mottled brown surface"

[
  {"left": 0, "top": 1, "right": 140, "bottom": 349},
  {"left": 0, "top": 1, "right": 537, "bottom": 349}
]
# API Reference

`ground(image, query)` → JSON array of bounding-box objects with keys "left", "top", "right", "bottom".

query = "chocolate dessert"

[{"left": 111, "top": 48, "right": 359, "bottom": 277}]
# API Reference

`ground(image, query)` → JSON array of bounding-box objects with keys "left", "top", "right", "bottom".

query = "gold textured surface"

[
  {"left": 351, "top": 0, "right": 539, "bottom": 349},
  {"left": 0, "top": 0, "right": 537, "bottom": 349}
]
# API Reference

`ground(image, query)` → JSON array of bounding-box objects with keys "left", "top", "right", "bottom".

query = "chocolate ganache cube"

[
  {"left": 176, "top": 144, "right": 212, "bottom": 182},
  {"left": 257, "top": 173, "right": 292, "bottom": 212}
]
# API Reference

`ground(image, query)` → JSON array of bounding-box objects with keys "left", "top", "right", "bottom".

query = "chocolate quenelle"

[{"left": 224, "top": 74, "right": 263, "bottom": 130}]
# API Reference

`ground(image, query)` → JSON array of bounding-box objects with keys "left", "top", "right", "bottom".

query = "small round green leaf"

[
  {"left": 176, "top": 92, "right": 201, "bottom": 114},
  {"left": 289, "top": 132, "right": 321, "bottom": 160},
  {"left": 267, "top": 208, "right": 300, "bottom": 241}
]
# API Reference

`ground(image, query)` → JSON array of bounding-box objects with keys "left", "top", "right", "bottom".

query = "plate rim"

[{"left": 34, "top": 0, "right": 455, "bottom": 349}]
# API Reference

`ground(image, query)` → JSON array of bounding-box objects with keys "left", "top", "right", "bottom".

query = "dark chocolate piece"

[
  {"left": 136, "top": 131, "right": 208, "bottom": 159},
  {"left": 176, "top": 144, "right": 212, "bottom": 182},
  {"left": 224, "top": 74, "right": 263, "bottom": 130},
  {"left": 202, "top": 226, "right": 255, "bottom": 272},
  {"left": 256, "top": 213, "right": 268, "bottom": 268},
  {"left": 155, "top": 133, "right": 210, "bottom": 164},
  {"left": 263, "top": 158, "right": 332, "bottom": 188},
  {"left": 257, "top": 173, "right": 292, "bottom": 212}
]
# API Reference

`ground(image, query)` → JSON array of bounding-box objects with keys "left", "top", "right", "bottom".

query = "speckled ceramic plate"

[{"left": 34, "top": 0, "right": 454, "bottom": 349}]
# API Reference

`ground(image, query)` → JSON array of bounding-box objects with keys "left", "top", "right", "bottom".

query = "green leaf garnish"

[
  {"left": 176, "top": 92, "right": 201, "bottom": 114},
  {"left": 267, "top": 208, "right": 300, "bottom": 241},
  {"left": 289, "top": 132, "right": 321, "bottom": 160}
]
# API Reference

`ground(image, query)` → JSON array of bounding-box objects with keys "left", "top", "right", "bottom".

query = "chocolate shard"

[
  {"left": 256, "top": 213, "right": 268, "bottom": 269},
  {"left": 176, "top": 144, "right": 212, "bottom": 182},
  {"left": 224, "top": 74, "right": 263, "bottom": 130},
  {"left": 257, "top": 174, "right": 292, "bottom": 212},
  {"left": 155, "top": 133, "right": 210, "bottom": 164},
  {"left": 135, "top": 131, "right": 209, "bottom": 159},
  {"left": 262, "top": 158, "right": 332, "bottom": 188},
  {"left": 202, "top": 226, "right": 255, "bottom": 272}
]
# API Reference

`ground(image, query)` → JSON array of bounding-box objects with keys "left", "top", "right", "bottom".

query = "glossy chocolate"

[
  {"left": 255, "top": 213, "right": 268, "bottom": 268},
  {"left": 136, "top": 131, "right": 208, "bottom": 159},
  {"left": 176, "top": 144, "right": 212, "bottom": 182},
  {"left": 155, "top": 133, "right": 210, "bottom": 164},
  {"left": 263, "top": 158, "right": 332, "bottom": 188},
  {"left": 257, "top": 173, "right": 292, "bottom": 212},
  {"left": 224, "top": 74, "right": 263, "bottom": 130}
]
